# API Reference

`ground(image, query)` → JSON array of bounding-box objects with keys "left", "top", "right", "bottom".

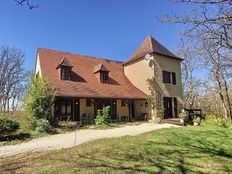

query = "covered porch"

[{"left": 53, "top": 97, "right": 149, "bottom": 123}]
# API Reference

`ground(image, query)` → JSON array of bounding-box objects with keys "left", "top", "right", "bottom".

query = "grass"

[
  {"left": 83, "top": 121, "right": 145, "bottom": 129},
  {"left": 1, "top": 126, "right": 232, "bottom": 174},
  {"left": 0, "top": 112, "right": 144, "bottom": 145},
  {"left": 0, "top": 112, "right": 32, "bottom": 145},
  {"left": 0, "top": 113, "right": 72, "bottom": 146}
]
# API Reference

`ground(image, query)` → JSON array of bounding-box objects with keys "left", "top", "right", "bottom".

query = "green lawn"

[
  {"left": 0, "top": 113, "right": 32, "bottom": 145},
  {"left": 1, "top": 126, "right": 232, "bottom": 174}
]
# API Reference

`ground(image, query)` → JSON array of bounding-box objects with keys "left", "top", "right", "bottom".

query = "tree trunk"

[
  {"left": 216, "top": 77, "right": 228, "bottom": 118},
  {"left": 222, "top": 76, "right": 232, "bottom": 120}
]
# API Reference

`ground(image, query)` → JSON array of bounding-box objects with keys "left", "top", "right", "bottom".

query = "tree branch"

[{"left": 14, "top": 0, "right": 39, "bottom": 10}]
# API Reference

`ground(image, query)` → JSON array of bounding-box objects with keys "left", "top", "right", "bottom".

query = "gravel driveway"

[{"left": 0, "top": 123, "right": 179, "bottom": 158}]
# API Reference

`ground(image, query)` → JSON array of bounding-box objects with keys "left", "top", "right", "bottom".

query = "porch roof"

[{"left": 37, "top": 48, "right": 147, "bottom": 99}]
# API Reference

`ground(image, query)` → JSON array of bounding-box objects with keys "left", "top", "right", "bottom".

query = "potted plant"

[
  {"left": 193, "top": 117, "right": 201, "bottom": 126},
  {"left": 178, "top": 110, "right": 188, "bottom": 124}
]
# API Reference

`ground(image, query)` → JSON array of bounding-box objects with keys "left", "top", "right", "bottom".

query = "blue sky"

[{"left": 0, "top": 0, "right": 198, "bottom": 71}]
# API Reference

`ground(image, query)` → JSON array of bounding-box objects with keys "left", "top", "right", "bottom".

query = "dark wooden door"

[
  {"left": 163, "top": 97, "right": 172, "bottom": 119},
  {"left": 129, "top": 100, "right": 135, "bottom": 121},
  {"left": 173, "top": 97, "right": 178, "bottom": 118},
  {"left": 111, "top": 99, "right": 117, "bottom": 119},
  {"left": 74, "top": 99, "right": 80, "bottom": 121}
]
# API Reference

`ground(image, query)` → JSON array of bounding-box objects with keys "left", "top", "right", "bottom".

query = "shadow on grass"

[
  {"left": 1, "top": 161, "right": 27, "bottom": 173},
  {"left": 1, "top": 127, "right": 232, "bottom": 174},
  {"left": 0, "top": 132, "right": 31, "bottom": 142}
]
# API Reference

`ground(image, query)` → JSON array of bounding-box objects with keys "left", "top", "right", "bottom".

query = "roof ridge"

[
  {"left": 123, "top": 35, "right": 182, "bottom": 65},
  {"left": 148, "top": 35, "right": 154, "bottom": 52},
  {"left": 38, "top": 48, "right": 124, "bottom": 64}
]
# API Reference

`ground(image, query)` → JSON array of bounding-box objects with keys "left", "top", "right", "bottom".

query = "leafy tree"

[{"left": 24, "top": 76, "right": 56, "bottom": 120}]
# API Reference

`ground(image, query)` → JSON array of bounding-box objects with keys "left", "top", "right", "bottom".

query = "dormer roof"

[
  {"left": 123, "top": 35, "right": 182, "bottom": 65},
  {"left": 56, "top": 57, "right": 73, "bottom": 69},
  {"left": 93, "top": 63, "right": 109, "bottom": 73}
]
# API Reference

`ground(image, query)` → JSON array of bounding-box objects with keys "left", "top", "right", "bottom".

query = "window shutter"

[{"left": 172, "top": 72, "right": 176, "bottom": 85}]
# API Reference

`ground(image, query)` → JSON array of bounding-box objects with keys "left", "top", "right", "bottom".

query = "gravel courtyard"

[{"left": 0, "top": 123, "right": 179, "bottom": 158}]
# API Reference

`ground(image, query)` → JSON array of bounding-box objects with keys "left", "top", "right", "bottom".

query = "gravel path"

[{"left": 0, "top": 123, "right": 179, "bottom": 158}]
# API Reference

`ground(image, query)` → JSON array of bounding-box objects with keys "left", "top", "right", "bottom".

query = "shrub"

[
  {"left": 0, "top": 118, "right": 20, "bottom": 134},
  {"left": 58, "top": 121, "right": 72, "bottom": 132},
  {"left": 35, "top": 119, "right": 52, "bottom": 133},
  {"left": 193, "top": 117, "right": 201, "bottom": 124},
  {"left": 27, "top": 117, "right": 52, "bottom": 133},
  {"left": 95, "top": 106, "right": 110, "bottom": 125},
  {"left": 204, "top": 115, "right": 232, "bottom": 128},
  {"left": 27, "top": 116, "right": 37, "bottom": 130},
  {"left": 178, "top": 110, "right": 188, "bottom": 120},
  {"left": 24, "top": 76, "right": 56, "bottom": 120}
]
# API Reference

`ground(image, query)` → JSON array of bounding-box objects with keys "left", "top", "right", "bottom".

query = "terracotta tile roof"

[
  {"left": 123, "top": 35, "right": 182, "bottom": 65},
  {"left": 93, "top": 63, "right": 109, "bottom": 73},
  {"left": 38, "top": 48, "right": 146, "bottom": 99}
]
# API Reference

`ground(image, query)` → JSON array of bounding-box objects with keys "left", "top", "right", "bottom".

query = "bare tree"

[
  {"left": 14, "top": 0, "right": 39, "bottom": 10},
  {"left": 176, "top": 42, "right": 203, "bottom": 109},
  {"left": 0, "top": 46, "right": 29, "bottom": 114},
  {"left": 200, "top": 39, "right": 232, "bottom": 118},
  {"left": 163, "top": 0, "right": 232, "bottom": 64},
  {"left": 162, "top": 0, "right": 232, "bottom": 119}
]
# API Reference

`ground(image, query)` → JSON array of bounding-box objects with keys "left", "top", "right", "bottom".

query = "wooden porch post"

[
  {"left": 72, "top": 98, "right": 74, "bottom": 121},
  {"left": 128, "top": 100, "right": 131, "bottom": 122},
  {"left": 111, "top": 99, "right": 113, "bottom": 119},
  {"left": 94, "top": 98, "right": 96, "bottom": 118}
]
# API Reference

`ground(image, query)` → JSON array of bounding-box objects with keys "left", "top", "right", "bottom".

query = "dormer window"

[
  {"left": 61, "top": 67, "right": 71, "bottom": 80},
  {"left": 93, "top": 63, "right": 110, "bottom": 84},
  {"left": 100, "top": 71, "right": 109, "bottom": 83},
  {"left": 56, "top": 57, "right": 73, "bottom": 81}
]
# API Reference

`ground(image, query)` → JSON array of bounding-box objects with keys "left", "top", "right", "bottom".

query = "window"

[
  {"left": 121, "top": 100, "right": 127, "bottom": 107},
  {"left": 61, "top": 100, "right": 72, "bottom": 116},
  {"left": 86, "top": 99, "right": 92, "bottom": 107},
  {"left": 61, "top": 67, "right": 71, "bottom": 80},
  {"left": 100, "top": 71, "right": 109, "bottom": 83},
  {"left": 162, "top": 71, "right": 176, "bottom": 85},
  {"left": 163, "top": 71, "right": 171, "bottom": 84}
]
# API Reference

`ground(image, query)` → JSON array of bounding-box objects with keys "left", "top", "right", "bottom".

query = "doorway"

[
  {"left": 128, "top": 100, "right": 135, "bottom": 121},
  {"left": 163, "top": 97, "right": 172, "bottom": 119},
  {"left": 74, "top": 99, "right": 80, "bottom": 121},
  {"left": 95, "top": 99, "right": 117, "bottom": 119}
]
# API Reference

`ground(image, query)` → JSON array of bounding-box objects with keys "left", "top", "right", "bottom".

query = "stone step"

[{"left": 161, "top": 118, "right": 184, "bottom": 126}]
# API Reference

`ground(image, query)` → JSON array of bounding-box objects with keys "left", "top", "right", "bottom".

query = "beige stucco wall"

[
  {"left": 155, "top": 54, "right": 183, "bottom": 99},
  {"left": 35, "top": 53, "right": 42, "bottom": 77},
  {"left": 124, "top": 53, "right": 183, "bottom": 117},
  {"left": 116, "top": 99, "right": 129, "bottom": 120},
  {"left": 134, "top": 100, "right": 149, "bottom": 118},
  {"left": 116, "top": 99, "right": 149, "bottom": 120},
  {"left": 79, "top": 99, "right": 95, "bottom": 120},
  {"left": 124, "top": 57, "right": 153, "bottom": 95}
]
